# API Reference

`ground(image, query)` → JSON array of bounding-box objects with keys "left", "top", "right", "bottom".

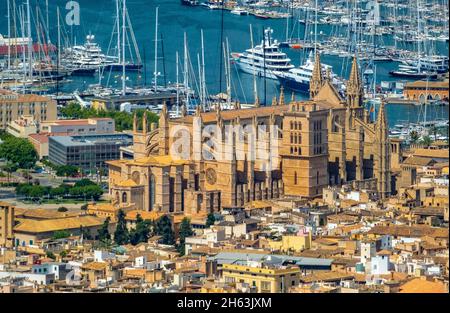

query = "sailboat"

[{"left": 103, "top": 0, "right": 143, "bottom": 72}]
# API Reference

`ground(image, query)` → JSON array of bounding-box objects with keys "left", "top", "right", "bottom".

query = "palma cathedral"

[{"left": 107, "top": 54, "right": 393, "bottom": 215}]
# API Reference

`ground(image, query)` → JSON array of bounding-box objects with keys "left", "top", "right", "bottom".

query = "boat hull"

[
  {"left": 276, "top": 75, "right": 310, "bottom": 93},
  {"left": 234, "top": 61, "right": 280, "bottom": 80},
  {"left": 389, "top": 71, "right": 438, "bottom": 79}
]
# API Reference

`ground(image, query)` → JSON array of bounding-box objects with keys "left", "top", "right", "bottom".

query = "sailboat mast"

[
  {"left": 201, "top": 29, "right": 206, "bottom": 110},
  {"left": 154, "top": 6, "right": 159, "bottom": 92},
  {"left": 57, "top": 6, "right": 61, "bottom": 95},
  {"left": 176, "top": 51, "right": 180, "bottom": 113},
  {"left": 250, "top": 24, "right": 257, "bottom": 103},
  {"left": 7, "top": 0, "right": 11, "bottom": 70},
  {"left": 314, "top": 0, "right": 318, "bottom": 53},
  {"left": 183, "top": 32, "right": 189, "bottom": 105},
  {"left": 26, "top": 0, "right": 33, "bottom": 80},
  {"left": 263, "top": 27, "right": 266, "bottom": 106},
  {"left": 116, "top": 0, "right": 121, "bottom": 64},
  {"left": 122, "top": 0, "right": 126, "bottom": 95},
  {"left": 197, "top": 53, "right": 202, "bottom": 106},
  {"left": 46, "top": 0, "right": 49, "bottom": 38},
  {"left": 225, "top": 38, "right": 231, "bottom": 108},
  {"left": 416, "top": 0, "right": 421, "bottom": 71}
]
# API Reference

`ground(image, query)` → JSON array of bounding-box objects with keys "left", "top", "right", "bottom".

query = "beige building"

[
  {"left": 6, "top": 115, "right": 38, "bottom": 138},
  {"left": 221, "top": 263, "right": 301, "bottom": 293},
  {"left": 106, "top": 55, "right": 392, "bottom": 216},
  {"left": 0, "top": 89, "right": 57, "bottom": 130},
  {"left": 40, "top": 118, "right": 115, "bottom": 135}
]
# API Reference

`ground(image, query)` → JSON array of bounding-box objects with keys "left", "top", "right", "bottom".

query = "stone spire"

[
  {"left": 326, "top": 68, "right": 331, "bottom": 81},
  {"left": 159, "top": 103, "right": 169, "bottom": 155},
  {"left": 309, "top": 50, "right": 323, "bottom": 99},
  {"left": 255, "top": 96, "right": 260, "bottom": 107},
  {"left": 181, "top": 104, "right": 187, "bottom": 117},
  {"left": 133, "top": 112, "right": 138, "bottom": 132},
  {"left": 346, "top": 55, "right": 364, "bottom": 108},
  {"left": 272, "top": 96, "right": 277, "bottom": 106},
  {"left": 142, "top": 110, "right": 148, "bottom": 134},
  {"left": 278, "top": 86, "right": 285, "bottom": 106},
  {"left": 195, "top": 104, "right": 202, "bottom": 117},
  {"left": 376, "top": 99, "right": 388, "bottom": 141},
  {"left": 375, "top": 99, "right": 391, "bottom": 199},
  {"left": 291, "top": 92, "right": 295, "bottom": 103}
]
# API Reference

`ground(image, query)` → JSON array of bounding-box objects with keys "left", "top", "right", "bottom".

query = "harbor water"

[{"left": 0, "top": 0, "right": 448, "bottom": 126}]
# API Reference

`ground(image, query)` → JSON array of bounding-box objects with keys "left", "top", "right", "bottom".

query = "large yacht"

[
  {"left": 62, "top": 35, "right": 117, "bottom": 75},
  {"left": 231, "top": 28, "right": 294, "bottom": 80},
  {"left": 275, "top": 51, "right": 345, "bottom": 93}
]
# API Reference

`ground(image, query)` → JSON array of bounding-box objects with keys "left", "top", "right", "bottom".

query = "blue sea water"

[{"left": 0, "top": 0, "right": 448, "bottom": 126}]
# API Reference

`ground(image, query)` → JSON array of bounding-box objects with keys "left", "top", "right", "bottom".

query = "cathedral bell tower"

[
  {"left": 375, "top": 100, "right": 391, "bottom": 198},
  {"left": 309, "top": 51, "right": 323, "bottom": 99},
  {"left": 346, "top": 56, "right": 364, "bottom": 108}
]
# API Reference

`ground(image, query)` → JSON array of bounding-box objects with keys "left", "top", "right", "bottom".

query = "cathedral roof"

[
  {"left": 116, "top": 179, "right": 140, "bottom": 188},
  {"left": 313, "top": 80, "right": 345, "bottom": 108},
  {"left": 132, "top": 155, "right": 189, "bottom": 167},
  {"left": 175, "top": 105, "right": 290, "bottom": 124}
]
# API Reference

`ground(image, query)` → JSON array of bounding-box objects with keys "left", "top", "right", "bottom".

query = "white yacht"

[
  {"left": 275, "top": 51, "right": 344, "bottom": 93},
  {"left": 230, "top": 7, "right": 249, "bottom": 15},
  {"left": 231, "top": 28, "right": 294, "bottom": 80},
  {"left": 63, "top": 35, "right": 117, "bottom": 74}
]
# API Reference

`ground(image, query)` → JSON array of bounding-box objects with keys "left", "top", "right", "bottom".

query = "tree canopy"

[
  {"left": 59, "top": 103, "right": 159, "bottom": 132},
  {"left": 0, "top": 136, "right": 38, "bottom": 169},
  {"left": 155, "top": 215, "right": 175, "bottom": 245},
  {"left": 206, "top": 213, "right": 216, "bottom": 228},
  {"left": 129, "top": 214, "right": 152, "bottom": 245},
  {"left": 114, "top": 210, "right": 129, "bottom": 245},
  {"left": 177, "top": 217, "right": 194, "bottom": 255}
]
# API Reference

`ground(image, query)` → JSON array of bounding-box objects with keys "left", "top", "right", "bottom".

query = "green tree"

[
  {"left": 410, "top": 130, "right": 419, "bottom": 143},
  {"left": 206, "top": 213, "right": 216, "bottom": 228},
  {"left": 59, "top": 103, "right": 159, "bottom": 132},
  {"left": 114, "top": 210, "right": 129, "bottom": 245},
  {"left": 1, "top": 162, "right": 17, "bottom": 183},
  {"left": 421, "top": 135, "right": 432, "bottom": 147},
  {"left": 177, "top": 218, "right": 194, "bottom": 255},
  {"left": 82, "top": 184, "right": 103, "bottom": 201},
  {"left": 55, "top": 165, "right": 79, "bottom": 177},
  {"left": 98, "top": 217, "right": 111, "bottom": 241},
  {"left": 129, "top": 214, "right": 152, "bottom": 245},
  {"left": 0, "top": 137, "right": 38, "bottom": 169},
  {"left": 52, "top": 230, "right": 70, "bottom": 240},
  {"left": 155, "top": 215, "right": 175, "bottom": 245},
  {"left": 75, "top": 178, "right": 96, "bottom": 187}
]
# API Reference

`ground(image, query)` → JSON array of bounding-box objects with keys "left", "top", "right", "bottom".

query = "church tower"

[
  {"left": 346, "top": 56, "right": 364, "bottom": 108},
  {"left": 309, "top": 51, "right": 323, "bottom": 99},
  {"left": 375, "top": 100, "right": 391, "bottom": 198}
]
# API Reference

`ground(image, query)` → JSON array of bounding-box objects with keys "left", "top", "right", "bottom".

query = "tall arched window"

[
  {"left": 150, "top": 174, "right": 156, "bottom": 210},
  {"left": 122, "top": 192, "right": 127, "bottom": 203},
  {"left": 294, "top": 172, "right": 298, "bottom": 185}
]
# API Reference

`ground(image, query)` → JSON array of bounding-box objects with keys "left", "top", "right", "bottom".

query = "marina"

[{"left": 0, "top": 0, "right": 448, "bottom": 131}]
